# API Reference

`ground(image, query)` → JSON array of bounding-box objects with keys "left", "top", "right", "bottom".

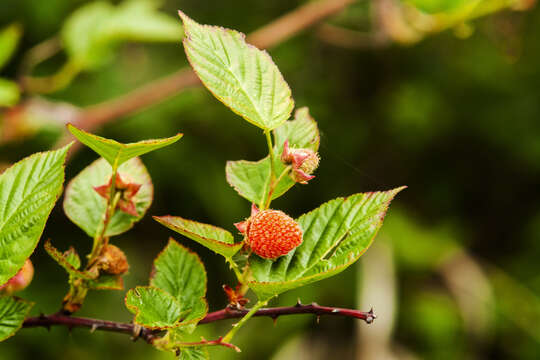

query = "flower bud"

[
  {"left": 281, "top": 140, "right": 320, "bottom": 184},
  {"left": 0, "top": 259, "right": 34, "bottom": 294}
]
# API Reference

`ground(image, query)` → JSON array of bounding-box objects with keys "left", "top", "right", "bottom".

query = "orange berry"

[{"left": 245, "top": 210, "right": 303, "bottom": 259}]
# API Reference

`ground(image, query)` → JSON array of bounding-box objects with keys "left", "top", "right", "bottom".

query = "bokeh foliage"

[{"left": 1, "top": 0, "right": 540, "bottom": 359}]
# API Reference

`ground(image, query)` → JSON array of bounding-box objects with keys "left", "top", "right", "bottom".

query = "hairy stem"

[{"left": 226, "top": 257, "right": 244, "bottom": 284}]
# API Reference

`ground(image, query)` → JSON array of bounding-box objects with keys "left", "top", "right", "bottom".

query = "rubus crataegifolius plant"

[{"left": 0, "top": 10, "right": 403, "bottom": 360}]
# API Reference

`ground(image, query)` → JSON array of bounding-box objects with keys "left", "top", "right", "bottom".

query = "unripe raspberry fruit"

[{"left": 244, "top": 209, "right": 303, "bottom": 259}]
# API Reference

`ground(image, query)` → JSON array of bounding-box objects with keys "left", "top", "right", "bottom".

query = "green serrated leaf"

[
  {"left": 0, "top": 78, "right": 20, "bottom": 107},
  {"left": 226, "top": 157, "right": 271, "bottom": 205},
  {"left": 67, "top": 124, "right": 182, "bottom": 169},
  {"left": 179, "top": 347, "right": 210, "bottom": 360},
  {"left": 248, "top": 187, "right": 405, "bottom": 299},
  {"left": 0, "top": 23, "right": 22, "bottom": 71},
  {"left": 226, "top": 156, "right": 295, "bottom": 206},
  {"left": 0, "top": 144, "right": 71, "bottom": 286},
  {"left": 125, "top": 286, "right": 185, "bottom": 329},
  {"left": 63, "top": 157, "right": 153, "bottom": 237},
  {"left": 151, "top": 238, "right": 208, "bottom": 332},
  {"left": 44, "top": 240, "right": 93, "bottom": 280},
  {"left": 180, "top": 11, "right": 294, "bottom": 131},
  {"left": 87, "top": 274, "right": 124, "bottom": 290},
  {"left": 154, "top": 216, "right": 242, "bottom": 258},
  {"left": 273, "top": 107, "right": 320, "bottom": 151},
  {"left": 62, "top": 0, "right": 183, "bottom": 69},
  {"left": 0, "top": 296, "right": 33, "bottom": 342},
  {"left": 226, "top": 107, "right": 320, "bottom": 205}
]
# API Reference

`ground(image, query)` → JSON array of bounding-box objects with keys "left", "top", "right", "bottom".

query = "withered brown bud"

[{"left": 97, "top": 245, "right": 129, "bottom": 275}]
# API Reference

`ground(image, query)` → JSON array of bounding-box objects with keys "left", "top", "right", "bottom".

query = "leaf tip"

[
  {"left": 392, "top": 185, "right": 408, "bottom": 195},
  {"left": 61, "top": 141, "right": 75, "bottom": 152},
  {"left": 66, "top": 122, "right": 79, "bottom": 134},
  {"left": 177, "top": 10, "right": 192, "bottom": 29}
]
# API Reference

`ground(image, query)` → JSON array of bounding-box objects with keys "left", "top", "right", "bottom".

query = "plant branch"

[
  {"left": 23, "top": 302, "right": 375, "bottom": 341},
  {"left": 201, "top": 302, "right": 376, "bottom": 324},
  {"left": 264, "top": 165, "right": 292, "bottom": 209},
  {"left": 22, "top": 312, "right": 158, "bottom": 344},
  {"left": 223, "top": 299, "right": 269, "bottom": 343},
  {"left": 177, "top": 337, "right": 241, "bottom": 353},
  {"left": 56, "top": 0, "right": 355, "bottom": 149}
]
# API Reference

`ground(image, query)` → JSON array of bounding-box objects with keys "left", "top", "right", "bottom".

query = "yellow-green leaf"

[
  {"left": 0, "top": 144, "right": 71, "bottom": 285},
  {"left": 0, "top": 23, "right": 22, "bottom": 71},
  {"left": 62, "top": 0, "right": 183, "bottom": 69},
  {"left": 180, "top": 11, "right": 294, "bottom": 131},
  {"left": 154, "top": 216, "right": 242, "bottom": 259},
  {"left": 0, "top": 78, "right": 20, "bottom": 107},
  {"left": 0, "top": 296, "right": 33, "bottom": 342},
  {"left": 125, "top": 286, "right": 185, "bottom": 329},
  {"left": 249, "top": 187, "right": 405, "bottom": 300},
  {"left": 150, "top": 239, "right": 208, "bottom": 333},
  {"left": 67, "top": 124, "right": 182, "bottom": 169},
  {"left": 63, "top": 157, "right": 153, "bottom": 237}
]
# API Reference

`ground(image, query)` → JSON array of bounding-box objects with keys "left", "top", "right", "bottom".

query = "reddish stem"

[
  {"left": 23, "top": 303, "right": 375, "bottom": 341},
  {"left": 22, "top": 312, "right": 157, "bottom": 344},
  {"left": 179, "top": 337, "right": 241, "bottom": 353},
  {"left": 200, "top": 302, "right": 376, "bottom": 324}
]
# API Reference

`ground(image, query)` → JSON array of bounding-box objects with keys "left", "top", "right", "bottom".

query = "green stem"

[
  {"left": 262, "top": 130, "right": 279, "bottom": 210},
  {"left": 23, "top": 59, "right": 82, "bottom": 94},
  {"left": 227, "top": 258, "right": 244, "bottom": 284},
  {"left": 263, "top": 165, "right": 292, "bottom": 209},
  {"left": 87, "top": 170, "right": 119, "bottom": 266},
  {"left": 265, "top": 130, "right": 276, "bottom": 180},
  {"left": 222, "top": 299, "right": 270, "bottom": 343}
]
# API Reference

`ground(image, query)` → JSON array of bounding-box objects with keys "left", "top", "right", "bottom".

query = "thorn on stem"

[
  {"left": 295, "top": 298, "right": 302, "bottom": 307},
  {"left": 316, "top": 315, "right": 320, "bottom": 324},
  {"left": 131, "top": 324, "right": 142, "bottom": 341},
  {"left": 365, "top": 308, "right": 376, "bottom": 324}
]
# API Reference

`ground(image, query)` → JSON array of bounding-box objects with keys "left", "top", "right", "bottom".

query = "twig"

[
  {"left": 177, "top": 337, "right": 241, "bottom": 353},
  {"left": 18, "top": 36, "right": 62, "bottom": 78},
  {"left": 55, "top": 0, "right": 355, "bottom": 149},
  {"left": 22, "top": 312, "right": 157, "bottom": 344},
  {"left": 200, "top": 302, "right": 376, "bottom": 324},
  {"left": 22, "top": 302, "right": 375, "bottom": 343}
]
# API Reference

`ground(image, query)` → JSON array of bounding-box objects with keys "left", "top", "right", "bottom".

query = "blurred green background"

[{"left": 1, "top": 0, "right": 540, "bottom": 359}]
